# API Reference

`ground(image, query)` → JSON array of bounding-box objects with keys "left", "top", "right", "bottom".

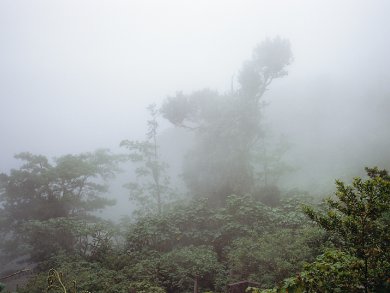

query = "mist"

[
  {"left": 1, "top": 1, "right": 390, "bottom": 292},
  {"left": 1, "top": 0, "right": 389, "bottom": 218},
  {"left": 1, "top": 1, "right": 389, "bottom": 222}
]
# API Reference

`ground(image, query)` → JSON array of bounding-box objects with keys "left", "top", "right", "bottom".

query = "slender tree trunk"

[
  {"left": 263, "top": 145, "right": 268, "bottom": 187},
  {"left": 156, "top": 183, "right": 162, "bottom": 215},
  {"left": 152, "top": 121, "right": 162, "bottom": 215},
  {"left": 193, "top": 275, "right": 199, "bottom": 293},
  {"left": 364, "top": 258, "right": 368, "bottom": 293},
  {"left": 362, "top": 216, "right": 368, "bottom": 293}
]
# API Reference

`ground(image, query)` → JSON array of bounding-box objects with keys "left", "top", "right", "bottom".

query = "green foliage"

[
  {"left": 0, "top": 149, "right": 119, "bottom": 261},
  {"left": 296, "top": 249, "right": 364, "bottom": 292},
  {"left": 122, "top": 194, "right": 318, "bottom": 292},
  {"left": 7, "top": 145, "right": 387, "bottom": 293},
  {"left": 18, "top": 259, "right": 165, "bottom": 293},
  {"left": 158, "top": 246, "right": 223, "bottom": 291},
  {"left": 46, "top": 268, "right": 88, "bottom": 293},
  {"left": 22, "top": 218, "right": 115, "bottom": 261},
  {"left": 12, "top": 191, "right": 326, "bottom": 293},
  {"left": 256, "top": 167, "right": 390, "bottom": 293},
  {"left": 125, "top": 199, "right": 217, "bottom": 253},
  {"left": 253, "top": 249, "right": 364, "bottom": 293},
  {"left": 227, "top": 227, "right": 324, "bottom": 288},
  {"left": 126, "top": 246, "right": 224, "bottom": 292},
  {"left": 125, "top": 194, "right": 292, "bottom": 257},
  {"left": 303, "top": 167, "right": 390, "bottom": 292}
]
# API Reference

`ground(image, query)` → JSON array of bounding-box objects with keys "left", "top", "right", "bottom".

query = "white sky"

[{"left": 1, "top": 0, "right": 389, "bottom": 173}]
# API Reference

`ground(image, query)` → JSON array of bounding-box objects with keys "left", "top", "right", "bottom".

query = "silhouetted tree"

[
  {"left": 161, "top": 37, "right": 292, "bottom": 205},
  {"left": 121, "top": 104, "right": 176, "bottom": 216}
]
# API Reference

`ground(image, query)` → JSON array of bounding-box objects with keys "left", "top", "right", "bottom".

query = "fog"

[{"left": 1, "top": 0, "right": 389, "bottom": 215}]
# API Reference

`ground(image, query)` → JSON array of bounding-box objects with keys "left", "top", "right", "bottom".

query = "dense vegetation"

[{"left": 0, "top": 38, "right": 389, "bottom": 293}]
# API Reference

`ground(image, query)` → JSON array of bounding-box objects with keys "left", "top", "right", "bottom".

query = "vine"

[{"left": 46, "top": 269, "right": 90, "bottom": 293}]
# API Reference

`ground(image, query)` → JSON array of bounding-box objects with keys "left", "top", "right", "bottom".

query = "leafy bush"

[{"left": 17, "top": 260, "right": 165, "bottom": 293}]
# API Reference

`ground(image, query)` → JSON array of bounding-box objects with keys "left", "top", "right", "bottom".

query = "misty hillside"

[{"left": 0, "top": 1, "right": 389, "bottom": 293}]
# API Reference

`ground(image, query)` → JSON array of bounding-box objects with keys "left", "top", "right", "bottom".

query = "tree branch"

[{"left": 0, "top": 268, "right": 31, "bottom": 281}]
